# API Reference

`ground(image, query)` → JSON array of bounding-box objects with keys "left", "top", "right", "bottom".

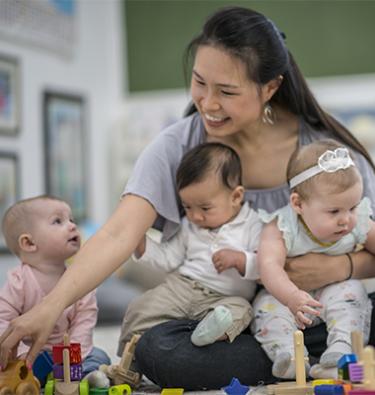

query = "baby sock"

[
  {"left": 272, "top": 351, "right": 310, "bottom": 380},
  {"left": 320, "top": 341, "right": 352, "bottom": 368},
  {"left": 191, "top": 305, "right": 233, "bottom": 347},
  {"left": 309, "top": 363, "right": 338, "bottom": 379},
  {"left": 83, "top": 370, "right": 110, "bottom": 388}
]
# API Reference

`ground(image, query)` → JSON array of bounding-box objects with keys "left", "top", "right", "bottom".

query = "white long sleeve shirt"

[{"left": 136, "top": 202, "right": 262, "bottom": 300}]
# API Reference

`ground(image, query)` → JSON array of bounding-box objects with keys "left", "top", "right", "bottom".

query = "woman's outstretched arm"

[
  {"left": 0, "top": 194, "right": 157, "bottom": 368},
  {"left": 285, "top": 250, "right": 375, "bottom": 292}
]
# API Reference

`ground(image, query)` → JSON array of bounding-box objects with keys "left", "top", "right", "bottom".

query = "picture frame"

[
  {"left": 0, "top": 152, "right": 19, "bottom": 253},
  {"left": 0, "top": 55, "right": 20, "bottom": 135},
  {"left": 43, "top": 91, "right": 88, "bottom": 223}
]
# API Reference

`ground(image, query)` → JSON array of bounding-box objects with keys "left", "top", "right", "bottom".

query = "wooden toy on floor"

[
  {"left": 44, "top": 334, "right": 89, "bottom": 395},
  {"left": 100, "top": 335, "right": 141, "bottom": 388},
  {"left": 267, "top": 330, "right": 313, "bottom": 395},
  {"left": 0, "top": 360, "right": 40, "bottom": 395}
]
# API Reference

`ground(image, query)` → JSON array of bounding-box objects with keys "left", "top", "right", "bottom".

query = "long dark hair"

[{"left": 184, "top": 6, "right": 374, "bottom": 170}]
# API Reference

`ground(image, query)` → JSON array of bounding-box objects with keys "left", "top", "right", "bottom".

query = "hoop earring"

[{"left": 262, "top": 103, "right": 274, "bottom": 125}]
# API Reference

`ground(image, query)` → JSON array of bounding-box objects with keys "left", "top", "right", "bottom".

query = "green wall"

[{"left": 124, "top": 0, "right": 375, "bottom": 93}]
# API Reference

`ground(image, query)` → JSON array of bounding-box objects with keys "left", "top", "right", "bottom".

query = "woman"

[{"left": 1, "top": 6, "right": 375, "bottom": 390}]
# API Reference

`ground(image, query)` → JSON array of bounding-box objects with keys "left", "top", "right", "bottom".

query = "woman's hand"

[
  {"left": 286, "top": 289, "right": 322, "bottom": 330},
  {"left": 284, "top": 253, "right": 345, "bottom": 291},
  {"left": 0, "top": 301, "right": 60, "bottom": 369}
]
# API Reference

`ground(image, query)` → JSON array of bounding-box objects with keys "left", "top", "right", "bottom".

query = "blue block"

[
  {"left": 337, "top": 353, "right": 357, "bottom": 368},
  {"left": 32, "top": 351, "right": 54, "bottom": 386},
  {"left": 314, "top": 384, "right": 344, "bottom": 394}
]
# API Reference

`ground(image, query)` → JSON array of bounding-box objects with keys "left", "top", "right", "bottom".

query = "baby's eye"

[
  {"left": 350, "top": 205, "right": 358, "bottom": 212},
  {"left": 329, "top": 209, "right": 339, "bottom": 215},
  {"left": 221, "top": 90, "right": 237, "bottom": 96},
  {"left": 202, "top": 207, "right": 211, "bottom": 212},
  {"left": 53, "top": 217, "right": 62, "bottom": 224}
]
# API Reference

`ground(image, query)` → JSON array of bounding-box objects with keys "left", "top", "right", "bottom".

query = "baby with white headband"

[{"left": 251, "top": 139, "right": 375, "bottom": 380}]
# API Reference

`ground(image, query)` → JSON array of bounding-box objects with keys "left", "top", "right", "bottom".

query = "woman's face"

[{"left": 191, "top": 45, "right": 269, "bottom": 138}]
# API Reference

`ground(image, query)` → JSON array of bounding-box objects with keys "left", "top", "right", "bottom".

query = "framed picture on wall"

[
  {"left": 43, "top": 91, "right": 88, "bottom": 223},
  {"left": 0, "top": 55, "right": 20, "bottom": 135},
  {"left": 0, "top": 152, "right": 19, "bottom": 252}
]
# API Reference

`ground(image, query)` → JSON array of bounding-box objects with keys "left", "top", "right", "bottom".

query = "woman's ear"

[
  {"left": 18, "top": 233, "right": 37, "bottom": 253},
  {"left": 290, "top": 192, "right": 303, "bottom": 215},
  {"left": 232, "top": 186, "right": 244, "bottom": 206},
  {"left": 263, "top": 75, "right": 283, "bottom": 102}
]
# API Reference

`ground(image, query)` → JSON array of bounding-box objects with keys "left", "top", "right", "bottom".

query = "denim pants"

[
  {"left": 134, "top": 292, "right": 375, "bottom": 391},
  {"left": 82, "top": 347, "right": 111, "bottom": 375}
]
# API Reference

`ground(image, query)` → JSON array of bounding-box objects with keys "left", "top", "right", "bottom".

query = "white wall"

[{"left": 0, "top": 1, "right": 124, "bottom": 269}]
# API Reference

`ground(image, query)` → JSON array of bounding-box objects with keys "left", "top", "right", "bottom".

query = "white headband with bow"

[{"left": 289, "top": 147, "right": 355, "bottom": 189}]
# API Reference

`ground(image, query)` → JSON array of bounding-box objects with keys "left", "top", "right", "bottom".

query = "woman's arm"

[
  {"left": 0, "top": 194, "right": 157, "bottom": 368},
  {"left": 285, "top": 249, "right": 375, "bottom": 291}
]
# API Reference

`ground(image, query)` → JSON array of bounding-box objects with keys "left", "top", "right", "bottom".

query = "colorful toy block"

[
  {"left": 160, "top": 389, "right": 184, "bottom": 395},
  {"left": 53, "top": 363, "right": 83, "bottom": 381},
  {"left": 349, "top": 363, "right": 364, "bottom": 383},
  {"left": 338, "top": 354, "right": 357, "bottom": 380},
  {"left": 32, "top": 350, "right": 54, "bottom": 386},
  {"left": 314, "top": 384, "right": 344, "bottom": 394},
  {"left": 53, "top": 343, "right": 82, "bottom": 365},
  {"left": 223, "top": 378, "right": 249, "bottom": 395}
]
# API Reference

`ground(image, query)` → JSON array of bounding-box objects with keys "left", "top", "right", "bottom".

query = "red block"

[{"left": 52, "top": 343, "right": 81, "bottom": 364}]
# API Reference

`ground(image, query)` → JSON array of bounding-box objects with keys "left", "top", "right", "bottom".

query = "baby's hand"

[
  {"left": 212, "top": 249, "right": 246, "bottom": 274},
  {"left": 286, "top": 289, "right": 322, "bottom": 329}
]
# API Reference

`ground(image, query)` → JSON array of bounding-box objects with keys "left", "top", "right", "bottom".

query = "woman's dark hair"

[
  {"left": 184, "top": 6, "right": 374, "bottom": 170},
  {"left": 176, "top": 142, "right": 242, "bottom": 191}
]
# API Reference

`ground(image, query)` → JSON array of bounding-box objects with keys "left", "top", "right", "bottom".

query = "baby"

[
  {"left": 0, "top": 195, "right": 110, "bottom": 384},
  {"left": 118, "top": 142, "right": 262, "bottom": 355},
  {"left": 252, "top": 139, "right": 375, "bottom": 379}
]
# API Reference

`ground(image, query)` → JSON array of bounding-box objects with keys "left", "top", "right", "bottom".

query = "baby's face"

[
  {"left": 30, "top": 200, "right": 81, "bottom": 261},
  {"left": 179, "top": 176, "right": 242, "bottom": 230},
  {"left": 298, "top": 181, "right": 363, "bottom": 243}
]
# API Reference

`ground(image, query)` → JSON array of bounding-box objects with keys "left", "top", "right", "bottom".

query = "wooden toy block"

[
  {"left": 314, "top": 384, "right": 344, "bottom": 394},
  {"left": 53, "top": 363, "right": 83, "bottom": 381},
  {"left": 32, "top": 350, "right": 54, "bottom": 385},
  {"left": 338, "top": 355, "right": 357, "bottom": 380},
  {"left": 349, "top": 363, "right": 364, "bottom": 383},
  {"left": 267, "top": 331, "right": 313, "bottom": 395},
  {"left": 362, "top": 346, "right": 375, "bottom": 390},
  {"left": 160, "top": 389, "right": 184, "bottom": 395},
  {"left": 53, "top": 343, "right": 82, "bottom": 365},
  {"left": 0, "top": 360, "right": 40, "bottom": 395},
  {"left": 100, "top": 335, "right": 141, "bottom": 388}
]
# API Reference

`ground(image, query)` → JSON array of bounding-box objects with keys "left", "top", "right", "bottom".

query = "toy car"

[{"left": 0, "top": 360, "right": 40, "bottom": 395}]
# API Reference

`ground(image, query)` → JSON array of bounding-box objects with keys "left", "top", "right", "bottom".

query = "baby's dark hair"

[{"left": 176, "top": 142, "right": 242, "bottom": 191}]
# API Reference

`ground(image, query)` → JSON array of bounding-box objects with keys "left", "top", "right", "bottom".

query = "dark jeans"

[{"left": 135, "top": 292, "right": 375, "bottom": 390}]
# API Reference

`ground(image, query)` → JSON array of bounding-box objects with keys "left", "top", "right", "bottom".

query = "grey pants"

[{"left": 117, "top": 272, "right": 252, "bottom": 356}]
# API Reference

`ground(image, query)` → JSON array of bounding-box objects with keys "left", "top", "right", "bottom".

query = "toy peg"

[
  {"left": 351, "top": 330, "right": 364, "bottom": 362},
  {"left": 63, "top": 348, "right": 71, "bottom": 384},
  {"left": 63, "top": 333, "right": 70, "bottom": 347},
  {"left": 294, "top": 330, "right": 306, "bottom": 386},
  {"left": 363, "top": 346, "right": 375, "bottom": 390},
  {"left": 119, "top": 334, "right": 140, "bottom": 372}
]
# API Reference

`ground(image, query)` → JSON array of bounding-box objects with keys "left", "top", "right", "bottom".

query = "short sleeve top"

[
  {"left": 258, "top": 197, "right": 373, "bottom": 257},
  {"left": 123, "top": 112, "right": 375, "bottom": 241}
]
